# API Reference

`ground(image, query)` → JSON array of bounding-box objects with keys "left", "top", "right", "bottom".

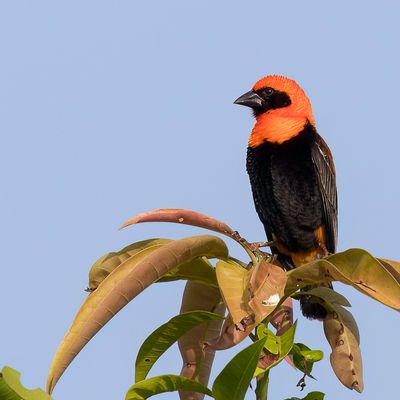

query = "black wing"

[{"left": 311, "top": 133, "right": 338, "bottom": 253}]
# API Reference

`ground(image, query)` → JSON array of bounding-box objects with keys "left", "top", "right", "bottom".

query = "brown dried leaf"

[
  {"left": 323, "top": 305, "right": 363, "bottom": 392},
  {"left": 248, "top": 261, "right": 287, "bottom": 323},
  {"left": 120, "top": 208, "right": 234, "bottom": 236},
  {"left": 46, "top": 235, "right": 228, "bottom": 394},
  {"left": 270, "top": 297, "right": 293, "bottom": 336},
  {"left": 208, "top": 260, "right": 287, "bottom": 350},
  {"left": 178, "top": 281, "right": 225, "bottom": 400}
]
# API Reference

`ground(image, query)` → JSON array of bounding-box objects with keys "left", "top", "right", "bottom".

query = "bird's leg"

[{"left": 318, "top": 242, "right": 330, "bottom": 257}]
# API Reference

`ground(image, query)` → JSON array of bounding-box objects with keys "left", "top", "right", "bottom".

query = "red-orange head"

[{"left": 234, "top": 75, "right": 315, "bottom": 147}]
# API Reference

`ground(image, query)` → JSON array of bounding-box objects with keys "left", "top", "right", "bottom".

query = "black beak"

[{"left": 234, "top": 90, "right": 264, "bottom": 108}]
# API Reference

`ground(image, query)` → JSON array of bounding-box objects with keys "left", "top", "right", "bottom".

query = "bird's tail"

[
  {"left": 299, "top": 283, "right": 332, "bottom": 320},
  {"left": 276, "top": 248, "right": 331, "bottom": 320}
]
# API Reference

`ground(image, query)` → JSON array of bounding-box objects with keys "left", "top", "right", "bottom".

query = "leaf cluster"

[{"left": 3, "top": 208, "right": 399, "bottom": 400}]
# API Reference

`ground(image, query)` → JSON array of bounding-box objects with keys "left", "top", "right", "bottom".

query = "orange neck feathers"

[{"left": 248, "top": 75, "right": 315, "bottom": 148}]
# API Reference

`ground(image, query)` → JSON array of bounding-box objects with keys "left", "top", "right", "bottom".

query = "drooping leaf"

[
  {"left": 178, "top": 282, "right": 225, "bottom": 400},
  {"left": 0, "top": 366, "right": 52, "bottom": 400},
  {"left": 285, "top": 391, "right": 325, "bottom": 400},
  {"left": 255, "top": 322, "right": 297, "bottom": 375},
  {"left": 125, "top": 375, "right": 212, "bottom": 400},
  {"left": 286, "top": 249, "right": 400, "bottom": 311},
  {"left": 47, "top": 235, "right": 228, "bottom": 394},
  {"left": 120, "top": 208, "right": 234, "bottom": 236},
  {"left": 158, "top": 256, "right": 218, "bottom": 287},
  {"left": 293, "top": 287, "right": 351, "bottom": 308},
  {"left": 212, "top": 337, "right": 267, "bottom": 400},
  {"left": 88, "top": 239, "right": 171, "bottom": 291},
  {"left": 135, "top": 311, "right": 224, "bottom": 383},
  {"left": 323, "top": 305, "right": 363, "bottom": 392}
]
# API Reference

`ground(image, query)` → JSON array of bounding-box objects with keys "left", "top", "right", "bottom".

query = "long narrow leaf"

[
  {"left": 135, "top": 311, "right": 223, "bottom": 382},
  {"left": 212, "top": 337, "right": 267, "bottom": 400},
  {"left": 178, "top": 282, "right": 225, "bottom": 400},
  {"left": 88, "top": 239, "right": 171, "bottom": 290},
  {"left": 120, "top": 208, "right": 234, "bottom": 236},
  {"left": 157, "top": 257, "right": 218, "bottom": 287},
  {"left": 46, "top": 235, "right": 228, "bottom": 394},
  {"left": 125, "top": 375, "right": 212, "bottom": 400},
  {"left": 323, "top": 305, "right": 363, "bottom": 392}
]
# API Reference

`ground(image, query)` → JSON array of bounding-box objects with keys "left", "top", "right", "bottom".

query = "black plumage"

[
  {"left": 247, "top": 122, "right": 338, "bottom": 319},
  {"left": 246, "top": 122, "right": 337, "bottom": 258}
]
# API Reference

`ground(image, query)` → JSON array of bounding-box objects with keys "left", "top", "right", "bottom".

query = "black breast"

[{"left": 246, "top": 124, "right": 323, "bottom": 253}]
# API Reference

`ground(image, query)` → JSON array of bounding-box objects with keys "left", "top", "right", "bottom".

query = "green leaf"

[
  {"left": 292, "top": 343, "right": 323, "bottom": 377},
  {"left": 212, "top": 337, "right": 267, "bottom": 400},
  {"left": 125, "top": 375, "right": 212, "bottom": 400},
  {"left": 255, "top": 371, "right": 269, "bottom": 400},
  {"left": 256, "top": 326, "right": 279, "bottom": 355},
  {"left": 0, "top": 367, "right": 52, "bottom": 400},
  {"left": 255, "top": 322, "right": 297, "bottom": 375},
  {"left": 285, "top": 391, "right": 325, "bottom": 400},
  {"left": 135, "top": 311, "right": 224, "bottom": 382}
]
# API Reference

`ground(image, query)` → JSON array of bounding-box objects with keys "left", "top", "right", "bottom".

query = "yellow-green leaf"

[
  {"left": 215, "top": 260, "right": 250, "bottom": 323},
  {"left": 0, "top": 366, "right": 52, "bottom": 400},
  {"left": 88, "top": 239, "right": 171, "bottom": 291},
  {"left": 286, "top": 249, "right": 400, "bottom": 311},
  {"left": 158, "top": 256, "right": 218, "bottom": 287}
]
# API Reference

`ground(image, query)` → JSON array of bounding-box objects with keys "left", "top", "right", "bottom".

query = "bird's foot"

[
  {"left": 231, "top": 230, "right": 247, "bottom": 244},
  {"left": 249, "top": 240, "right": 275, "bottom": 251}
]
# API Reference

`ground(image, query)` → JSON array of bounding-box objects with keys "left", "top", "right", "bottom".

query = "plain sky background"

[{"left": 1, "top": 1, "right": 399, "bottom": 399}]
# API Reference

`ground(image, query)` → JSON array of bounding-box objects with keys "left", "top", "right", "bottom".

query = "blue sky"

[{"left": 1, "top": 1, "right": 399, "bottom": 399}]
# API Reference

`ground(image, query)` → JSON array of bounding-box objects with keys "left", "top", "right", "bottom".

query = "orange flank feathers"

[{"left": 249, "top": 75, "right": 315, "bottom": 147}]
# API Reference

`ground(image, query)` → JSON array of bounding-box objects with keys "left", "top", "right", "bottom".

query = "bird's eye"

[{"left": 262, "top": 88, "right": 274, "bottom": 97}]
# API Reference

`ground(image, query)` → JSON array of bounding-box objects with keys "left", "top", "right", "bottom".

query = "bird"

[{"left": 234, "top": 75, "right": 338, "bottom": 320}]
